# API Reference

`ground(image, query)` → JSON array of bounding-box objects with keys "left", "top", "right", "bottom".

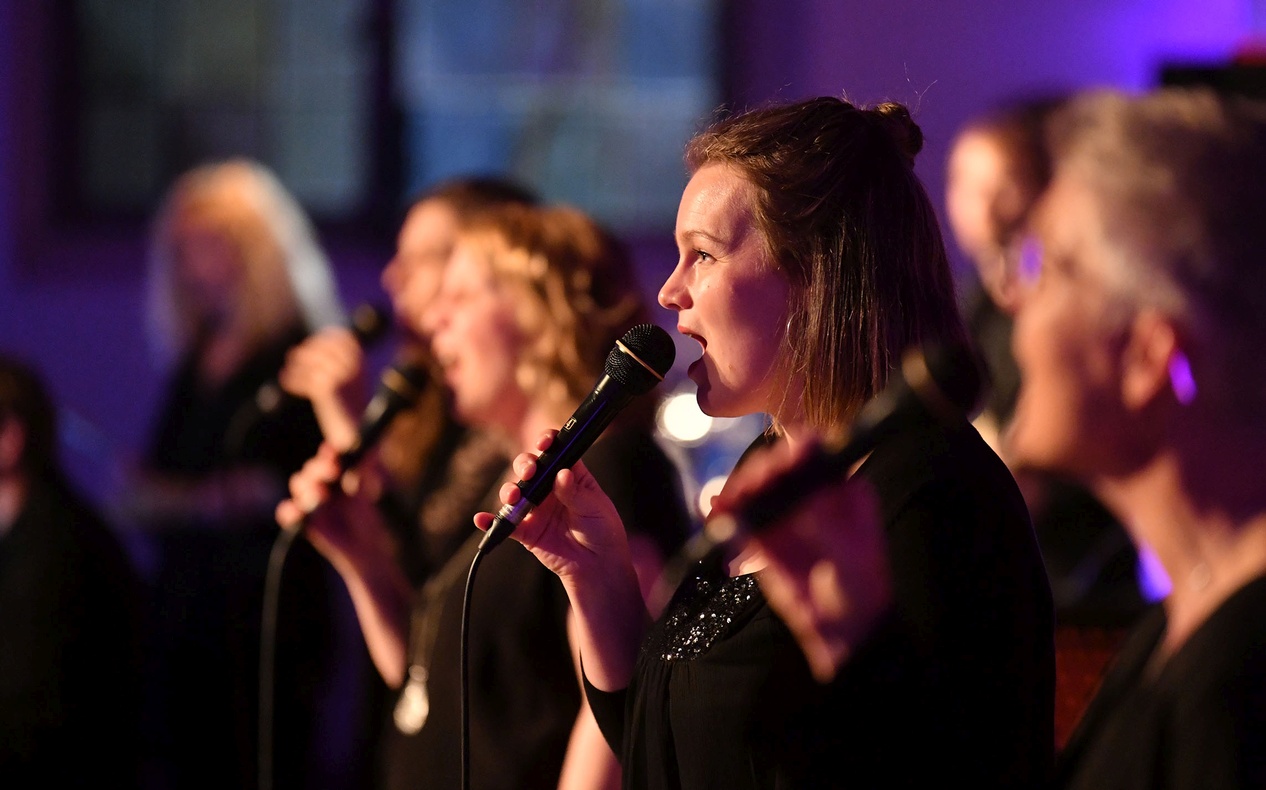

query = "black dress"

[
  {"left": 139, "top": 327, "right": 338, "bottom": 789},
  {"left": 0, "top": 476, "right": 142, "bottom": 787},
  {"left": 379, "top": 423, "right": 693, "bottom": 790},
  {"left": 1054, "top": 574, "right": 1266, "bottom": 790},
  {"left": 590, "top": 413, "right": 1055, "bottom": 788}
]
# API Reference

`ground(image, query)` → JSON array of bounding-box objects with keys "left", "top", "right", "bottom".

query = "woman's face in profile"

[
  {"left": 946, "top": 130, "right": 1027, "bottom": 313},
  {"left": 423, "top": 240, "right": 527, "bottom": 431},
  {"left": 1007, "top": 176, "right": 1132, "bottom": 480},
  {"left": 660, "top": 163, "right": 791, "bottom": 420},
  {"left": 383, "top": 200, "right": 459, "bottom": 343}
]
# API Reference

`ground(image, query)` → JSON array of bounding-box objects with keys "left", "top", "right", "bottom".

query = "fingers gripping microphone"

[
  {"left": 703, "top": 342, "right": 984, "bottom": 547},
  {"left": 280, "top": 360, "right": 427, "bottom": 537},
  {"left": 478, "top": 323, "right": 676, "bottom": 552},
  {"left": 338, "top": 361, "right": 429, "bottom": 473}
]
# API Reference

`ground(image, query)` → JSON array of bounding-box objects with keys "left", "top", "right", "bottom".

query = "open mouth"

[{"left": 679, "top": 326, "right": 706, "bottom": 350}]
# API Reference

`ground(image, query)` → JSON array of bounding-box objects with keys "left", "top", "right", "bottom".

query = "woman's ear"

[{"left": 1121, "top": 308, "right": 1189, "bottom": 411}]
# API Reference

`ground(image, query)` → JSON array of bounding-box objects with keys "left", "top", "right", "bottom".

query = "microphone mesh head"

[
  {"left": 350, "top": 303, "right": 391, "bottom": 344},
  {"left": 605, "top": 323, "right": 676, "bottom": 394}
]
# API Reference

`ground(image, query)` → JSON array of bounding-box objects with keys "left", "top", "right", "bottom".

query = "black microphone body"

[
  {"left": 337, "top": 361, "right": 429, "bottom": 473},
  {"left": 479, "top": 323, "right": 676, "bottom": 552},
  {"left": 700, "top": 342, "right": 983, "bottom": 548},
  {"left": 280, "top": 360, "right": 427, "bottom": 535}
]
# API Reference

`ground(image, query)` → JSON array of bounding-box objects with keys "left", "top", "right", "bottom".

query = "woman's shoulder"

[
  {"left": 1166, "top": 574, "right": 1266, "bottom": 700},
  {"left": 856, "top": 412, "right": 1025, "bottom": 522}
]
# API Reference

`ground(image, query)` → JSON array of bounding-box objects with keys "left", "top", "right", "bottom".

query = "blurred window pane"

[{"left": 394, "top": 0, "right": 720, "bottom": 232}]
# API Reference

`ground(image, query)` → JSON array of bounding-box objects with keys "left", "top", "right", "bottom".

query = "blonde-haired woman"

[
  {"left": 126, "top": 159, "right": 348, "bottom": 789},
  {"left": 279, "top": 201, "right": 690, "bottom": 790}
]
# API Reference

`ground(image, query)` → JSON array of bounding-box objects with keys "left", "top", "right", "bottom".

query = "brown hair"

[
  {"left": 686, "top": 96, "right": 966, "bottom": 432},
  {"left": 0, "top": 355, "right": 57, "bottom": 476},
  {"left": 458, "top": 203, "right": 647, "bottom": 422}
]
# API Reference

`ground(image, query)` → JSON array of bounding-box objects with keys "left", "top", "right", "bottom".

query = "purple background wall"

[{"left": 0, "top": 0, "right": 1261, "bottom": 502}]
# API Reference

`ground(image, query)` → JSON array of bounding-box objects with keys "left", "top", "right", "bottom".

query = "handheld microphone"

[
  {"left": 255, "top": 302, "right": 392, "bottom": 415},
  {"left": 479, "top": 323, "right": 676, "bottom": 552},
  {"left": 682, "top": 342, "right": 983, "bottom": 563},
  {"left": 279, "top": 359, "right": 427, "bottom": 534},
  {"left": 337, "top": 360, "right": 429, "bottom": 473}
]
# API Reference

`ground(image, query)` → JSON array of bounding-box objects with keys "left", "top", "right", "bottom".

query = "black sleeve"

[
  {"left": 881, "top": 478, "right": 1055, "bottom": 786},
  {"left": 581, "top": 670, "right": 628, "bottom": 756}
]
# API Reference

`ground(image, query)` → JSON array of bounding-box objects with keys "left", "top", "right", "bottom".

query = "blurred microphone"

[
  {"left": 280, "top": 360, "right": 427, "bottom": 534},
  {"left": 479, "top": 323, "right": 676, "bottom": 552},
  {"left": 674, "top": 342, "right": 983, "bottom": 571},
  {"left": 337, "top": 360, "right": 429, "bottom": 473},
  {"left": 255, "top": 302, "right": 392, "bottom": 415}
]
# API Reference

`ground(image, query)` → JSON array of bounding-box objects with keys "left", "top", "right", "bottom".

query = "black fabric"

[
  {"left": 380, "top": 425, "right": 692, "bottom": 790},
  {"left": 1054, "top": 574, "right": 1266, "bottom": 790},
  {"left": 143, "top": 327, "right": 322, "bottom": 481},
  {"left": 966, "top": 288, "right": 1143, "bottom": 623},
  {"left": 381, "top": 418, "right": 507, "bottom": 588},
  {"left": 0, "top": 476, "right": 142, "bottom": 787},
  {"left": 379, "top": 531, "right": 581, "bottom": 790},
  {"left": 138, "top": 327, "right": 339, "bottom": 789},
  {"left": 594, "top": 414, "right": 1055, "bottom": 789}
]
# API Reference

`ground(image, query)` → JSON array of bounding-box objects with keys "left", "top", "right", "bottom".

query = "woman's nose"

[{"left": 658, "top": 260, "right": 690, "bottom": 311}]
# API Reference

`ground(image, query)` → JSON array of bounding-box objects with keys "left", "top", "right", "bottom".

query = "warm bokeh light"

[
  {"left": 696, "top": 474, "right": 728, "bottom": 518},
  {"left": 658, "top": 391, "right": 715, "bottom": 445}
]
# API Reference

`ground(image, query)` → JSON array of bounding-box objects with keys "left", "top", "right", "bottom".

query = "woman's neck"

[{"left": 1098, "top": 452, "right": 1266, "bottom": 655}]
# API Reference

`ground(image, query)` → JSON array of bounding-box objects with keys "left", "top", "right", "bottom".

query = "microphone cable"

[
  {"left": 257, "top": 360, "right": 426, "bottom": 790},
  {"left": 455, "top": 323, "right": 675, "bottom": 790},
  {"left": 459, "top": 544, "right": 488, "bottom": 790}
]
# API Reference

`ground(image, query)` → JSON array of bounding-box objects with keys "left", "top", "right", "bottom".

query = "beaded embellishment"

[{"left": 646, "top": 571, "right": 758, "bottom": 661}]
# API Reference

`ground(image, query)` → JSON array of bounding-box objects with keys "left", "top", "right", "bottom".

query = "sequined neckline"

[{"left": 644, "top": 571, "right": 759, "bottom": 662}]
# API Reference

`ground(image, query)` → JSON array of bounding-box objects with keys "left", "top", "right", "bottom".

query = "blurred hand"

[
  {"left": 279, "top": 327, "right": 368, "bottom": 450},
  {"left": 275, "top": 443, "right": 392, "bottom": 571},
  {"left": 711, "top": 439, "right": 892, "bottom": 683}
]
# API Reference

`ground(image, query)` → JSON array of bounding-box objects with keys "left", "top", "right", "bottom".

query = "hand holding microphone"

[
  {"left": 476, "top": 323, "right": 676, "bottom": 553},
  {"left": 276, "top": 360, "right": 428, "bottom": 542},
  {"left": 275, "top": 303, "right": 393, "bottom": 450}
]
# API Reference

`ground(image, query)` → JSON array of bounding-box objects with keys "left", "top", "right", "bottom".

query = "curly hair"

[
  {"left": 685, "top": 96, "right": 966, "bottom": 432},
  {"left": 456, "top": 203, "right": 647, "bottom": 423}
]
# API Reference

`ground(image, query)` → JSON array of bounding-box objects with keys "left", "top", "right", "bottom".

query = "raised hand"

[
  {"left": 711, "top": 439, "right": 892, "bottom": 683},
  {"left": 473, "top": 430, "right": 647, "bottom": 690},
  {"left": 275, "top": 443, "right": 391, "bottom": 572},
  {"left": 279, "top": 327, "right": 368, "bottom": 450},
  {"left": 474, "top": 430, "right": 633, "bottom": 583}
]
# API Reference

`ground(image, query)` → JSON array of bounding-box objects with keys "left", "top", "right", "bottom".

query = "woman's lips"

[{"left": 678, "top": 326, "right": 706, "bottom": 350}]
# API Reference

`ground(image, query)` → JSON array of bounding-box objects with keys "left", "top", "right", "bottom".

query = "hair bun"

[{"left": 871, "top": 102, "right": 924, "bottom": 166}]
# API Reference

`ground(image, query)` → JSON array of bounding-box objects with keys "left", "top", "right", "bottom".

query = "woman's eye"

[{"left": 694, "top": 249, "right": 713, "bottom": 263}]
